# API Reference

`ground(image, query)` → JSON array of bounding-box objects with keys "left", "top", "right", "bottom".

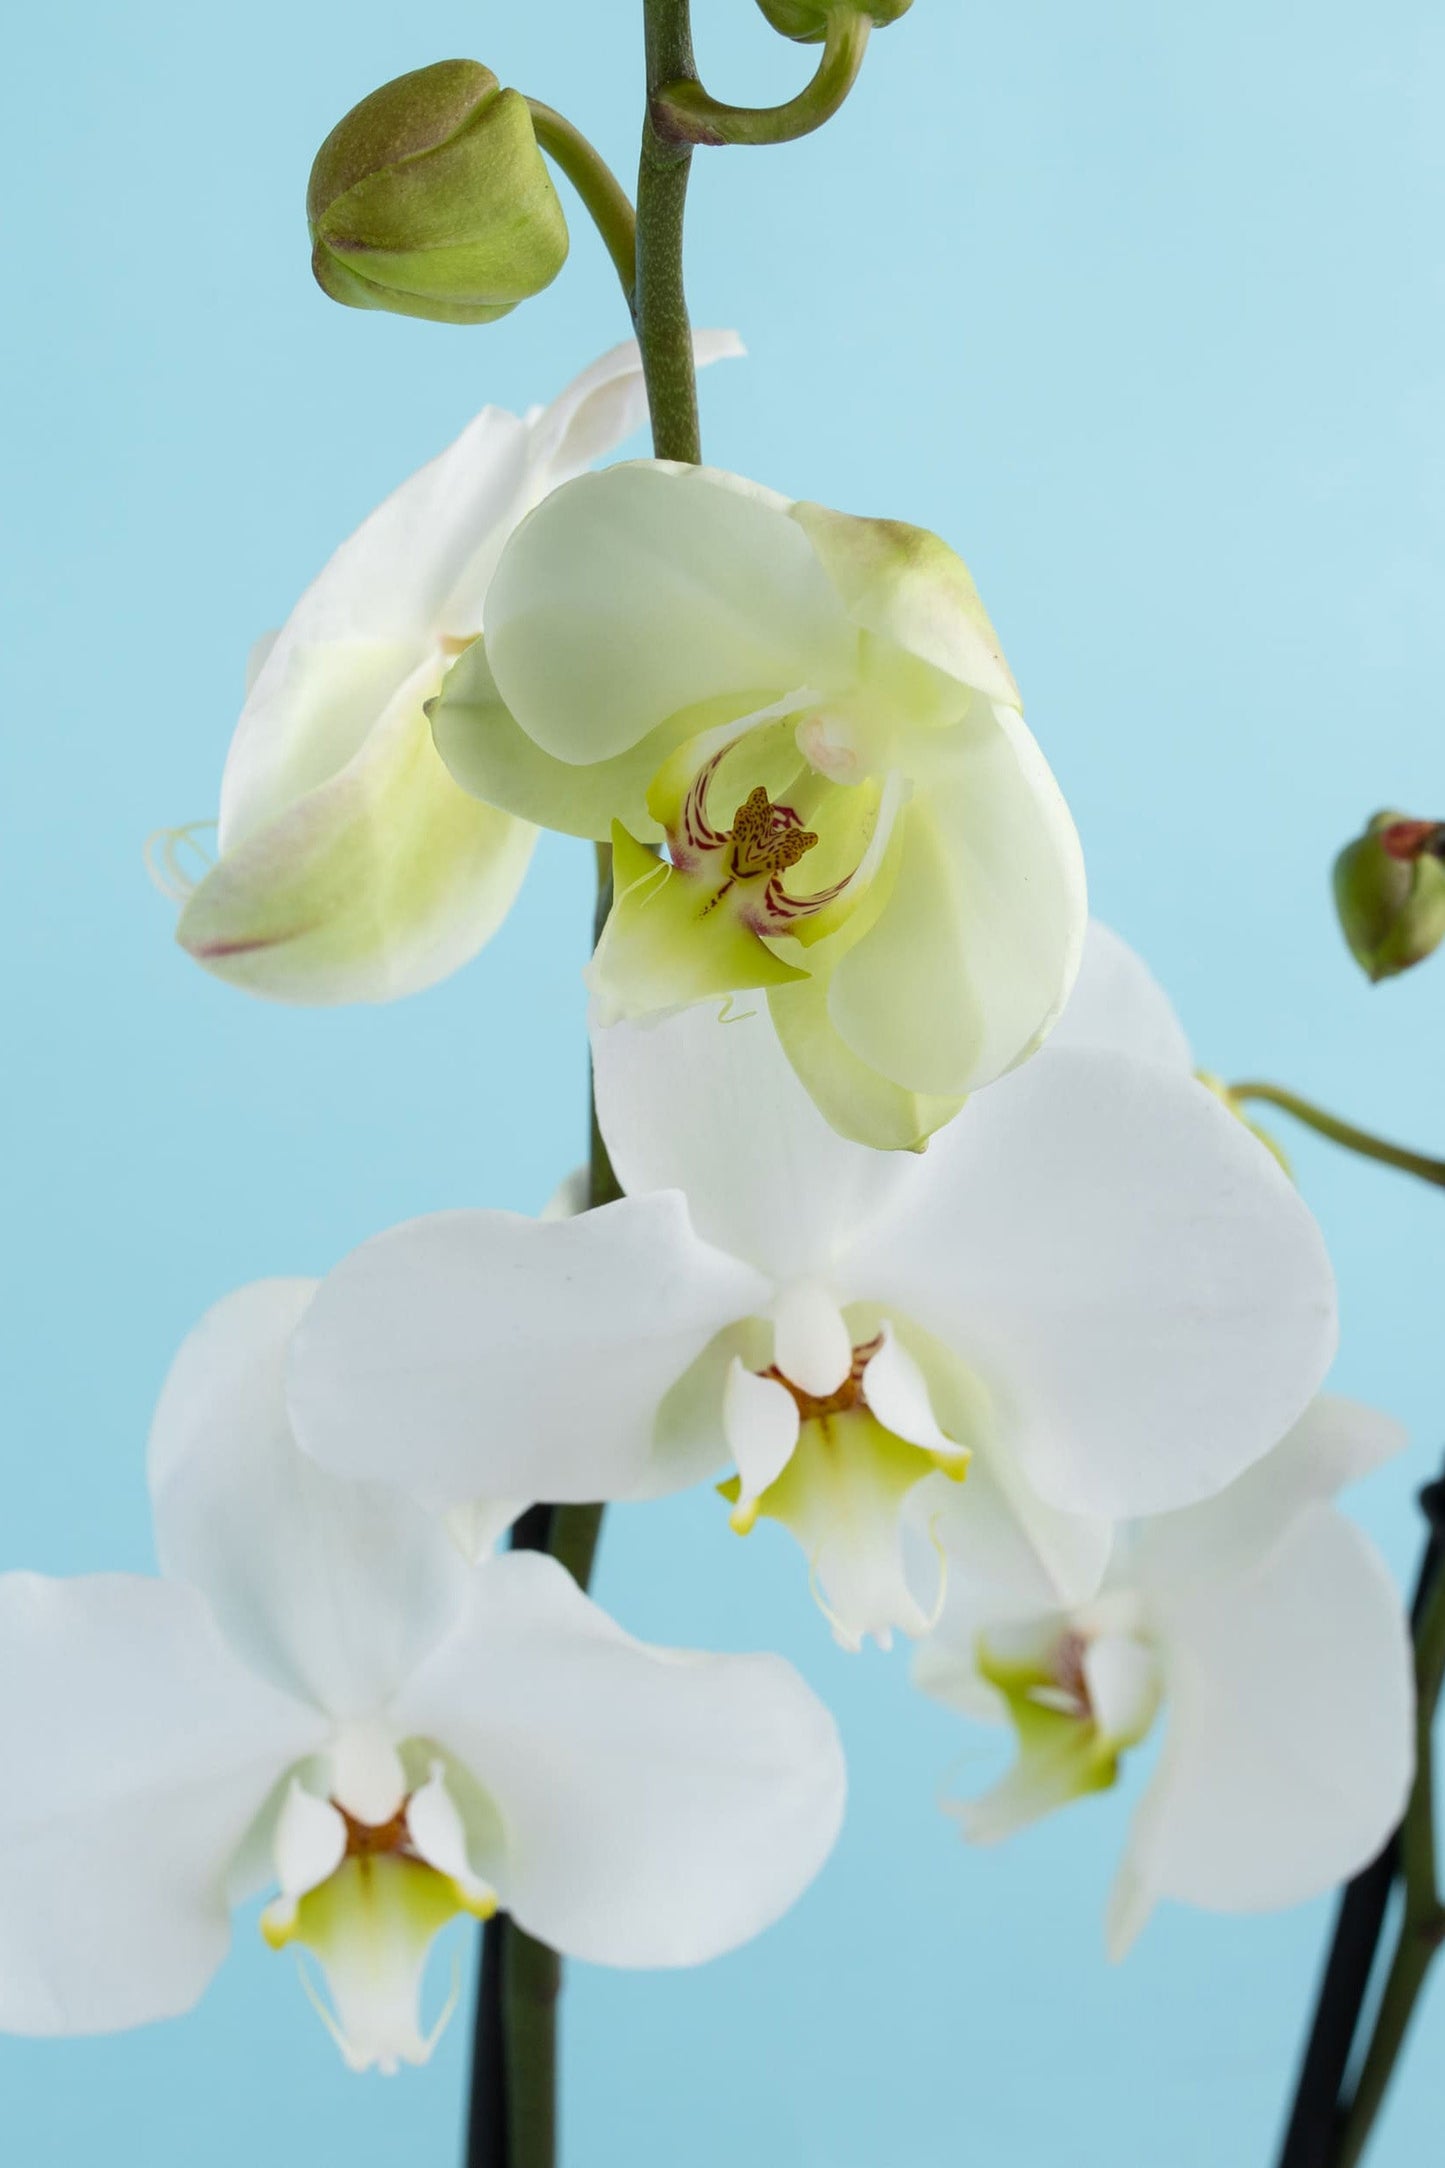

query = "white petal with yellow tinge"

[{"left": 161, "top": 334, "right": 742, "bottom": 1005}]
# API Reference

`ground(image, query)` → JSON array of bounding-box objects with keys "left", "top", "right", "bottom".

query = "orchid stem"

[
  {"left": 503, "top": 1927, "right": 561, "bottom": 2168},
  {"left": 524, "top": 100, "right": 638, "bottom": 310},
  {"left": 466, "top": 1505, "right": 552, "bottom": 2168},
  {"left": 1332, "top": 1503, "right": 1445, "bottom": 2167},
  {"left": 1276, "top": 1469, "right": 1445, "bottom": 2168},
  {"left": 1228, "top": 1083, "right": 1445, "bottom": 1191},
  {"left": 636, "top": 0, "right": 702, "bottom": 462},
  {"left": 652, "top": 9, "right": 871, "bottom": 147},
  {"left": 466, "top": 6, "right": 713, "bottom": 2158}
]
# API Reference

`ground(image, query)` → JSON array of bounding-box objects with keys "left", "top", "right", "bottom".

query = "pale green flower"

[{"left": 432, "top": 461, "right": 1087, "bottom": 1150}]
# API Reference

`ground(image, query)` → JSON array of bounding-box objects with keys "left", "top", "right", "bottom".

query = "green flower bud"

[
  {"left": 754, "top": 0, "right": 911, "bottom": 39},
  {"left": 307, "top": 60, "right": 568, "bottom": 325},
  {"left": 1333, "top": 810, "right": 1445, "bottom": 983}
]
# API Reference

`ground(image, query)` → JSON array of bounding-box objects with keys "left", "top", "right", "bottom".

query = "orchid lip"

[
  {"left": 262, "top": 1762, "right": 497, "bottom": 2074},
  {"left": 722, "top": 1311, "right": 971, "bottom": 1651}
]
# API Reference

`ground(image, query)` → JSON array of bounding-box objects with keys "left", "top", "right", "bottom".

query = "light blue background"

[{"left": 4, "top": 1, "right": 1445, "bottom": 2161}]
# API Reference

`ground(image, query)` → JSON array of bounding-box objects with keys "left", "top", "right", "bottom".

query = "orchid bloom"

[
  {"left": 0, "top": 1281, "right": 845, "bottom": 2069},
  {"left": 913, "top": 1394, "right": 1414, "bottom": 1954},
  {"left": 154, "top": 336, "right": 740, "bottom": 1003},
  {"left": 288, "top": 949, "right": 1337, "bottom": 1654},
  {"left": 429, "top": 460, "right": 1087, "bottom": 1150}
]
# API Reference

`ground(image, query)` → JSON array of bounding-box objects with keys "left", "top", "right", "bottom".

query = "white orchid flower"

[
  {"left": 155, "top": 335, "right": 741, "bottom": 1003},
  {"left": 288, "top": 986, "right": 1337, "bottom": 1654},
  {"left": 0, "top": 1281, "right": 845, "bottom": 2069},
  {"left": 913, "top": 1395, "right": 1415, "bottom": 1954},
  {"left": 429, "top": 459, "right": 1087, "bottom": 1150}
]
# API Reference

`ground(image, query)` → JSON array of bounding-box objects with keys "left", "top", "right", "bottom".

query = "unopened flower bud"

[
  {"left": 754, "top": 0, "right": 911, "bottom": 39},
  {"left": 307, "top": 60, "right": 568, "bottom": 325},
  {"left": 1333, "top": 810, "right": 1445, "bottom": 983}
]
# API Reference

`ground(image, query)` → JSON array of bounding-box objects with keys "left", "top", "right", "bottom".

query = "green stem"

[
  {"left": 637, "top": 0, "right": 702, "bottom": 461},
  {"left": 524, "top": 100, "right": 638, "bottom": 308},
  {"left": 653, "top": 9, "right": 871, "bottom": 146},
  {"left": 485, "top": 19, "right": 707, "bottom": 2164},
  {"left": 1333, "top": 1560, "right": 1445, "bottom": 2167},
  {"left": 502, "top": 1926, "right": 561, "bottom": 2168},
  {"left": 1228, "top": 1082, "right": 1445, "bottom": 1191}
]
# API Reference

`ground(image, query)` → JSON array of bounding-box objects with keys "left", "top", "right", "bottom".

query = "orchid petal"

[
  {"left": 910, "top": 1328, "right": 1113, "bottom": 1710},
  {"left": 186, "top": 340, "right": 739, "bottom": 1005},
  {"left": 1108, "top": 1504, "right": 1413, "bottom": 1953},
  {"left": 1131, "top": 1394, "right": 1406, "bottom": 1597},
  {"left": 484, "top": 462, "right": 856, "bottom": 763},
  {"left": 590, "top": 995, "right": 914, "bottom": 1283},
  {"left": 848, "top": 1047, "right": 1336, "bottom": 1519},
  {"left": 653, "top": 1319, "right": 766, "bottom": 1489},
  {"left": 788, "top": 501, "right": 1020, "bottom": 708},
  {"left": 768, "top": 966, "right": 966, "bottom": 1152},
  {"left": 288, "top": 1196, "right": 769, "bottom": 1506},
  {"left": 430, "top": 639, "right": 680, "bottom": 842},
  {"left": 222, "top": 338, "right": 739, "bottom": 839},
  {"left": 445, "top": 1498, "right": 528, "bottom": 1564},
  {"left": 1083, "top": 1634, "right": 1160, "bottom": 1747},
  {"left": 861, "top": 1325, "right": 958, "bottom": 1457},
  {"left": 393, "top": 1552, "right": 845, "bottom": 1966},
  {"left": 179, "top": 657, "right": 537, "bottom": 1004},
  {"left": 260, "top": 1780, "right": 348, "bottom": 1943},
  {"left": 406, "top": 1765, "right": 498, "bottom": 1917},
  {"left": 822, "top": 711, "right": 1086, "bottom": 1099},
  {"left": 723, "top": 1361, "right": 800, "bottom": 1521},
  {"left": 522, "top": 330, "right": 744, "bottom": 490},
  {"left": 0, "top": 1572, "right": 320, "bottom": 2035},
  {"left": 150, "top": 1279, "right": 470, "bottom": 1720},
  {"left": 914, "top": 1450, "right": 1112, "bottom": 1647},
  {"left": 220, "top": 401, "right": 527, "bottom": 845}
]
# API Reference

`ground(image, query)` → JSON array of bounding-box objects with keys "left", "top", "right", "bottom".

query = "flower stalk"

[
  {"left": 1332, "top": 1509, "right": 1445, "bottom": 2166},
  {"left": 652, "top": 8, "right": 871, "bottom": 146},
  {"left": 524, "top": 101, "right": 638, "bottom": 306},
  {"left": 469, "top": 11, "right": 703, "bottom": 2151},
  {"left": 637, "top": 0, "right": 703, "bottom": 463},
  {"left": 1277, "top": 1471, "right": 1445, "bottom": 2168},
  {"left": 467, "top": 1499, "right": 554, "bottom": 2168},
  {"left": 1228, "top": 1083, "right": 1445, "bottom": 1192}
]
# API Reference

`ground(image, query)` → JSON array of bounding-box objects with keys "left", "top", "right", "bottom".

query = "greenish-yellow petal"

[
  {"left": 179, "top": 661, "right": 535, "bottom": 1004},
  {"left": 430, "top": 637, "right": 670, "bottom": 842},
  {"left": 790, "top": 500, "right": 1020, "bottom": 707},
  {"left": 586, "top": 823, "right": 808, "bottom": 1023}
]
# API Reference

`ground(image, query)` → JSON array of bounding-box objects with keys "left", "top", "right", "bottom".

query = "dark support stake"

[
  {"left": 465, "top": 1505, "right": 556, "bottom": 2168},
  {"left": 1275, "top": 1471, "right": 1445, "bottom": 2168}
]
